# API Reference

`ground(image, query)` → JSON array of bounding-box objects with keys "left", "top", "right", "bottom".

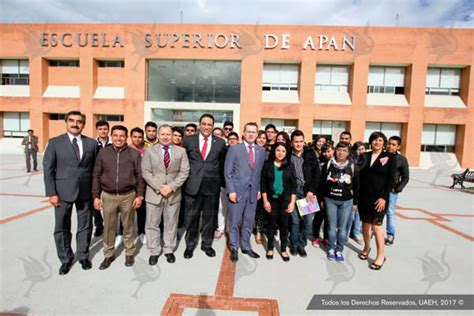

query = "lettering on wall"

[{"left": 39, "top": 32, "right": 356, "bottom": 51}]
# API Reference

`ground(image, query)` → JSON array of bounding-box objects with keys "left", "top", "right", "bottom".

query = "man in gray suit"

[
  {"left": 142, "top": 124, "right": 189, "bottom": 265},
  {"left": 43, "top": 111, "right": 97, "bottom": 275},
  {"left": 224, "top": 122, "right": 265, "bottom": 262},
  {"left": 21, "top": 129, "right": 39, "bottom": 172}
]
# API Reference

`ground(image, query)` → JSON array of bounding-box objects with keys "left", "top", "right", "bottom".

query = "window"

[
  {"left": 364, "top": 122, "right": 401, "bottom": 143},
  {"left": 1, "top": 59, "right": 29, "bottom": 85},
  {"left": 261, "top": 119, "right": 297, "bottom": 133},
  {"left": 312, "top": 121, "right": 347, "bottom": 142},
  {"left": 262, "top": 64, "right": 299, "bottom": 91},
  {"left": 148, "top": 60, "right": 241, "bottom": 103},
  {"left": 98, "top": 114, "right": 124, "bottom": 122},
  {"left": 48, "top": 60, "right": 80, "bottom": 67},
  {"left": 49, "top": 113, "right": 66, "bottom": 120},
  {"left": 3, "top": 112, "right": 30, "bottom": 137},
  {"left": 368, "top": 66, "right": 405, "bottom": 94},
  {"left": 315, "top": 65, "right": 349, "bottom": 92},
  {"left": 421, "top": 124, "right": 456, "bottom": 152},
  {"left": 98, "top": 60, "right": 124, "bottom": 68},
  {"left": 425, "top": 68, "right": 461, "bottom": 95}
]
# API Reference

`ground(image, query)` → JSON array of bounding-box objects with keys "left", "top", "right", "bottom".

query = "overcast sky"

[{"left": 0, "top": 0, "right": 472, "bottom": 28}]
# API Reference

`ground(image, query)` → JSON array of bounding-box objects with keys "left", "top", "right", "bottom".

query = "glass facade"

[
  {"left": 147, "top": 60, "right": 241, "bottom": 103},
  {"left": 152, "top": 109, "right": 233, "bottom": 127}
]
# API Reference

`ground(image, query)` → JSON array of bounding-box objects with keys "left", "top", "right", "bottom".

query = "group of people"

[{"left": 41, "top": 110, "right": 409, "bottom": 275}]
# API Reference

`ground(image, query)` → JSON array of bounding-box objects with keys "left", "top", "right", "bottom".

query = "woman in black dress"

[{"left": 358, "top": 132, "right": 396, "bottom": 270}]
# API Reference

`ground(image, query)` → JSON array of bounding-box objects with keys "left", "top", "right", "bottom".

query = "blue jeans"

[
  {"left": 325, "top": 198, "right": 353, "bottom": 253},
  {"left": 345, "top": 208, "right": 361, "bottom": 240},
  {"left": 386, "top": 192, "right": 398, "bottom": 236},
  {"left": 290, "top": 192, "right": 314, "bottom": 249}
]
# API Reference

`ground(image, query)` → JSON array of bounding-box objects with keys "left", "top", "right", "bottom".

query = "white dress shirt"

[
  {"left": 199, "top": 133, "right": 213, "bottom": 160},
  {"left": 67, "top": 133, "right": 83, "bottom": 159}
]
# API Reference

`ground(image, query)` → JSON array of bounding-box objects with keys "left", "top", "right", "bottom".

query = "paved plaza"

[{"left": 0, "top": 153, "right": 473, "bottom": 315}]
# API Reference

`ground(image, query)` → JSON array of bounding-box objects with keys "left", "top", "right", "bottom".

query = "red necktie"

[
  {"left": 201, "top": 137, "right": 208, "bottom": 160},
  {"left": 249, "top": 145, "right": 254, "bottom": 169},
  {"left": 163, "top": 145, "right": 170, "bottom": 169}
]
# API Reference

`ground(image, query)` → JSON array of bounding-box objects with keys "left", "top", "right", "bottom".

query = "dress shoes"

[
  {"left": 202, "top": 247, "right": 216, "bottom": 257},
  {"left": 242, "top": 249, "right": 260, "bottom": 259},
  {"left": 94, "top": 226, "right": 104, "bottom": 237},
  {"left": 99, "top": 256, "right": 115, "bottom": 270},
  {"left": 125, "top": 255, "right": 134, "bottom": 267},
  {"left": 230, "top": 249, "right": 239, "bottom": 262},
  {"left": 79, "top": 259, "right": 92, "bottom": 270},
  {"left": 289, "top": 247, "right": 298, "bottom": 256},
  {"left": 297, "top": 247, "right": 307, "bottom": 258},
  {"left": 149, "top": 255, "right": 159, "bottom": 266},
  {"left": 165, "top": 253, "right": 176, "bottom": 263},
  {"left": 59, "top": 262, "right": 72, "bottom": 275},
  {"left": 184, "top": 248, "right": 194, "bottom": 259}
]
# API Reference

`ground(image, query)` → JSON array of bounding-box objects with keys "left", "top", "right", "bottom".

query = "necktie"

[
  {"left": 201, "top": 137, "right": 208, "bottom": 160},
  {"left": 72, "top": 137, "right": 80, "bottom": 160},
  {"left": 163, "top": 145, "right": 170, "bottom": 169},
  {"left": 248, "top": 145, "right": 254, "bottom": 169}
]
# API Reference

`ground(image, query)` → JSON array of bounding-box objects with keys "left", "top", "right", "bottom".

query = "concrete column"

[
  {"left": 404, "top": 58, "right": 427, "bottom": 167},
  {"left": 299, "top": 56, "right": 316, "bottom": 140},
  {"left": 240, "top": 55, "right": 263, "bottom": 131},
  {"left": 349, "top": 57, "right": 369, "bottom": 142}
]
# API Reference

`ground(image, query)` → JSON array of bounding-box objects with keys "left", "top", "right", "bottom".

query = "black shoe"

[
  {"left": 385, "top": 235, "right": 395, "bottom": 246},
  {"left": 149, "top": 255, "right": 159, "bottom": 265},
  {"left": 184, "top": 248, "right": 194, "bottom": 259},
  {"left": 242, "top": 249, "right": 260, "bottom": 259},
  {"left": 297, "top": 247, "right": 307, "bottom": 258},
  {"left": 165, "top": 253, "right": 176, "bottom": 263},
  {"left": 202, "top": 247, "right": 216, "bottom": 257},
  {"left": 266, "top": 250, "right": 274, "bottom": 260},
  {"left": 289, "top": 247, "right": 298, "bottom": 256},
  {"left": 79, "top": 259, "right": 92, "bottom": 270},
  {"left": 230, "top": 249, "right": 238, "bottom": 262},
  {"left": 94, "top": 227, "right": 104, "bottom": 237},
  {"left": 281, "top": 252, "right": 290, "bottom": 262},
  {"left": 99, "top": 256, "right": 115, "bottom": 270},
  {"left": 59, "top": 262, "right": 72, "bottom": 275},
  {"left": 125, "top": 255, "right": 134, "bottom": 267}
]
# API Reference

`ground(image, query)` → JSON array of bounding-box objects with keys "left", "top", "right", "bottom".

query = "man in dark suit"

[
  {"left": 224, "top": 122, "right": 265, "bottom": 262},
  {"left": 43, "top": 111, "right": 97, "bottom": 275},
  {"left": 183, "top": 114, "right": 227, "bottom": 259},
  {"left": 21, "top": 129, "right": 39, "bottom": 172}
]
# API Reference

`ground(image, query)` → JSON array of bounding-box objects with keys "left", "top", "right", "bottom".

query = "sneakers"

[
  {"left": 138, "top": 234, "right": 147, "bottom": 245},
  {"left": 385, "top": 235, "right": 395, "bottom": 246},
  {"left": 336, "top": 252, "right": 344, "bottom": 262},
  {"left": 322, "top": 239, "right": 329, "bottom": 248},
  {"left": 312, "top": 239, "right": 321, "bottom": 248},
  {"left": 327, "top": 249, "right": 336, "bottom": 261},
  {"left": 114, "top": 235, "right": 123, "bottom": 248}
]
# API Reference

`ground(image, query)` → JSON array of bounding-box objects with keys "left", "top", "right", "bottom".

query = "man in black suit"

[
  {"left": 43, "top": 111, "right": 97, "bottom": 275},
  {"left": 183, "top": 114, "right": 227, "bottom": 259}
]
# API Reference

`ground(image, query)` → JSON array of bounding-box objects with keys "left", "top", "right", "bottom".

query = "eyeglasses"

[
  {"left": 186, "top": 129, "right": 194, "bottom": 132},
  {"left": 224, "top": 127, "right": 233, "bottom": 131}
]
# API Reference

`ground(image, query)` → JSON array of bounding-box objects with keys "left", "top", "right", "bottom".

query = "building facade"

[{"left": 0, "top": 24, "right": 472, "bottom": 167}]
